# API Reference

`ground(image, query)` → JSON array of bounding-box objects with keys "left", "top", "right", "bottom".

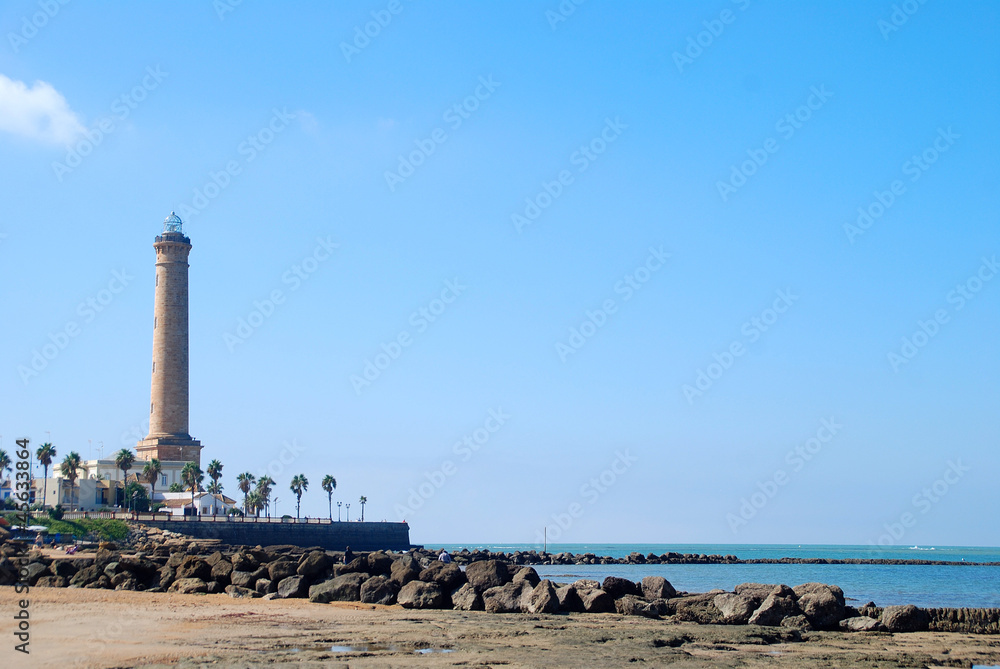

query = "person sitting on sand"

[{"left": 438, "top": 549, "right": 452, "bottom": 563}]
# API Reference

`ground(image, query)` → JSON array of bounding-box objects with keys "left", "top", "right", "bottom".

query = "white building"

[{"left": 160, "top": 492, "right": 237, "bottom": 516}]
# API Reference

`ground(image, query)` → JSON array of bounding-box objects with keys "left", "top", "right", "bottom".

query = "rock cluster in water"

[{"left": 2, "top": 535, "right": 997, "bottom": 635}]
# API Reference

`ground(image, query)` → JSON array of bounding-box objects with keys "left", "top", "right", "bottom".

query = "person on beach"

[
  {"left": 438, "top": 549, "right": 452, "bottom": 563},
  {"left": 344, "top": 546, "right": 354, "bottom": 563}
]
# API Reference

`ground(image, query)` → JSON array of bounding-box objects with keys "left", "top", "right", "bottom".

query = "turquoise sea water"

[{"left": 427, "top": 544, "right": 1000, "bottom": 609}]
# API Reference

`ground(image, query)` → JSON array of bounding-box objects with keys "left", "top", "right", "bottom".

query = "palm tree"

[
  {"left": 180, "top": 462, "right": 204, "bottom": 516},
  {"left": 245, "top": 490, "right": 263, "bottom": 517},
  {"left": 142, "top": 458, "right": 162, "bottom": 502},
  {"left": 255, "top": 476, "right": 274, "bottom": 517},
  {"left": 237, "top": 472, "right": 256, "bottom": 515},
  {"left": 114, "top": 448, "right": 135, "bottom": 507},
  {"left": 321, "top": 475, "right": 337, "bottom": 520},
  {"left": 0, "top": 449, "right": 11, "bottom": 485},
  {"left": 36, "top": 442, "right": 56, "bottom": 508},
  {"left": 290, "top": 474, "right": 308, "bottom": 519},
  {"left": 207, "top": 481, "right": 223, "bottom": 494},
  {"left": 206, "top": 459, "right": 223, "bottom": 492},
  {"left": 60, "top": 452, "right": 83, "bottom": 511},
  {"left": 359, "top": 495, "right": 367, "bottom": 522}
]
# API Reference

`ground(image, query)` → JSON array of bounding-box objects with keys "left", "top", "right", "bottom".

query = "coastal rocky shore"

[{"left": 2, "top": 529, "right": 997, "bottom": 636}]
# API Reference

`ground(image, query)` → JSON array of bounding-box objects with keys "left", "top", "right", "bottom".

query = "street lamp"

[
  {"left": 346, "top": 503, "right": 350, "bottom": 522},
  {"left": 337, "top": 501, "right": 342, "bottom": 522}
]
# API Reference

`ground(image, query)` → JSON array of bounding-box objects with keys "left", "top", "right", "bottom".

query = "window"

[{"left": 161, "top": 474, "right": 167, "bottom": 486}]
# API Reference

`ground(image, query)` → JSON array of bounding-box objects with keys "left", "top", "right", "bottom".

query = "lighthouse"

[{"left": 136, "top": 212, "right": 202, "bottom": 465}]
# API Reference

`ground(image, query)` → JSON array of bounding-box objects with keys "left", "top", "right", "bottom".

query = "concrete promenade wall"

[{"left": 137, "top": 519, "right": 411, "bottom": 551}]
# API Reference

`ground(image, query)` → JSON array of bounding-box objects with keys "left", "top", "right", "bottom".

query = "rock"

[
  {"left": 781, "top": 614, "right": 813, "bottom": 631},
  {"left": 511, "top": 566, "right": 541, "bottom": 589},
  {"left": 670, "top": 592, "right": 725, "bottom": 624},
  {"left": 35, "top": 575, "right": 68, "bottom": 588},
  {"left": 308, "top": 572, "right": 367, "bottom": 603},
  {"left": 23, "top": 562, "right": 50, "bottom": 585},
  {"left": 277, "top": 575, "right": 309, "bottom": 599},
  {"left": 230, "top": 569, "right": 258, "bottom": 589},
  {"left": 881, "top": 604, "right": 930, "bottom": 633},
  {"left": 398, "top": 580, "right": 445, "bottom": 609},
  {"left": 360, "top": 575, "right": 397, "bottom": 605},
  {"left": 483, "top": 582, "right": 525, "bottom": 613},
  {"left": 418, "top": 562, "right": 466, "bottom": 590},
  {"left": 840, "top": 616, "right": 884, "bottom": 632},
  {"left": 389, "top": 556, "right": 421, "bottom": 586},
  {"left": 450, "top": 583, "right": 484, "bottom": 611},
  {"left": 615, "top": 594, "right": 659, "bottom": 617},
  {"left": 580, "top": 588, "right": 615, "bottom": 613},
  {"left": 465, "top": 560, "right": 510, "bottom": 593},
  {"left": 50, "top": 560, "right": 78, "bottom": 578},
  {"left": 526, "top": 580, "right": 560, "bottom": 614},
  {"left": 748, "top": 593, "right": 802, "bottom": 627},
  {"left": 205, "top": 580, "right": 223, "bottom": 594},
  {"left": 267, "top": 560, "right": 298, "bottom": 583},
  {"left": 793, "top": 583, "right": 846, "bottom": 629},
  {"left": 70, "top": 565, "right": 102, "bottom": 587},
  {"left": 169, "top": 578, "right": 208, "bottom": 594},
  {"left": 262, "top": 592, "right": 280, "bottom": 601},
  {"left": 255, "top": 578, "right": 273, "bottom": 595},
  {"left": 713, "top": 592, "right": 758, "bottom": 624},
  {"left": 367, "top": 551, "right": 394, "bottom": 575},
  {"left": 602, "top": 576, "right": 641, "bottom": 599},
  {"left": 211, "top": 560, "right": 233, "bottom": 585},
  {"left": 296, "top": 551, "right": 331, "bottom": 578},
  {"left": 231, "top": 551, "right": 259, "bottom": 572},
  {"left": 175, "top": 556, "right": 211, "bottom": 581},
  {"left": 641, "top": 576, "right": 676, "bottom": 600},
  {"left": 556, "top": 585, "right": 584, "bottom": 612},
  {"left": 341, "top": 555, "right": 370, "bottom": 574},
  {"left": 205, "top": 551, "right": 226, "bottom": 567},
  {"left": 735, "top": 582, "right": 780, "bottom": 603},
  {"left": 572, "top": 579, "right": 601, "bottom": 591},
  {"left": 225, "top": 585, "right": 259, "bottom": 599},
  {"left": 84, "top": 575, "right": 112, "bottom": 589}
]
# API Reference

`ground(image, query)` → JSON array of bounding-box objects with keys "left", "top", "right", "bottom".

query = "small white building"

[{"left": 159, "top": 492, "right": 237, "bottom": 516}]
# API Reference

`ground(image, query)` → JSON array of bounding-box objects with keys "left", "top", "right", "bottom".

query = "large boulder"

[
  {"left": 225, "top": 585, "right": 259, "bottom": 599},
  {"left": 881, "top": 605, "right": 930, "bottom": 633},
  {"left": 175, "top": 556, "right": 211, "bottom": 581},
  {"left": 735, "top": 582, "right": 780, "bottom": 603},
  {"left": 341, "top": 556, "right": 370, "bottom": 574},
  {"left": 511, "top": 567, "right": 541, "bottom": 589},
  {"left": 748, "top": 593, "right": 802, "bottom": 627},
  {"left": 615, "top": 594, "right": 659, "bottom": 617},
  {"left": 556, "top": 585, "right": 585, "bottom": 612},
  {"left": 418, "top": 562, "right": 466, "bottom": 590},
  {"left": 602, "top": 576, "right": 641, "bottom": 600},
  {"left": 641, "top": 576, "right": 676, "bottom": 601},
  {"left": 23, "top": 562, "right": 50, "bottom": 585},
  {"left": 69, "top": 565, "right": 102, "bottom": 587},
  {"left": 36, "top": 575, "right": 68, "bottom": 588},
  {"left": 308, "top": 572, "right": 367, "bottom": 603},
  {"left": 526, "top": 580, "right": 560, "bottom": 614},
  {"left": 231, "top": 551, "right": 259, "bottom": 572},
  {"left": 367, "top": 551, "right": 394, "bottom": 576},
  {"left": 277, "top": 575, "right": 309, "bottom": 599},
  {"left": 169, "top": 578, "right": 208, "bottom": 594},
  {"left": 483, "top": 582, "right": 525, "bottom": 613},
  {"left": 210, "top": 560, "right": 233, "bottom": 585},
  {"left": 360, "top": 576, "right": 398, "bottom": 605},
  {"left": 713, "top": 592, "right": 758, "bottom": 624},
  {"left": 267, "top": 560, "right": 298, "bottom": 583},
  {"left": 230, "top": 568, "right": 262, "bottom": 589},
  {"left": 255, "top": 578, "right": 274, "bottom": 595},
  {"left": 50, "top": 560, "right": 78, "bottom": 578},
  {"left": 389, "top": 556, "right": 421, "bottom": 586},
  {"left": 397, "top": 580, "right": 445, "bottom": 609},
  {"left": 296, "top": 551, "right": 331, "bottom": 578},
  {"left": 840, "top": 616, "right": 884, "bottom": 632},
  {"left": 793, "top": 583, "right": 846, "bottom": 629},
  {"left": 580, "top": 588, "right": 615, "bottom": 613},
  {"left": 465, "top": 560, "right": 510, "bottom": 593},
  {"left": 450, "top": 583, "right": 484, "bottom": 611}
]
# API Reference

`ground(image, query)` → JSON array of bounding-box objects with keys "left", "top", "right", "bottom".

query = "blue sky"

[{"left": 0, "top": 1, "right": 996, "bottom": 546}]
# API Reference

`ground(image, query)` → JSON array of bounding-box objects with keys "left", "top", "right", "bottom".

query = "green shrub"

[
  {"left": 79, "top": 518, "right": 129, "bottom": 541},
  {"left": 48, "top": 505, "right": 65, "bottom": 520}
]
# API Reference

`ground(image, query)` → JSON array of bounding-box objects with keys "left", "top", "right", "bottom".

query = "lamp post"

[
  {"left": 337, "top": 501, "right": 342, "bottom": 522},
  {"left": 346, "top": 504, "right": 350, "bottom": 522}
]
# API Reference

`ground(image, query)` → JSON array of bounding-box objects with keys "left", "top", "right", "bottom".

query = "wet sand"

[{"left": 3, "top": 586, "right": 999, "bottom": 668}]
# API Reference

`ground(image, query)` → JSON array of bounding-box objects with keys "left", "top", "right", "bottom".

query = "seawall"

[{"left": 136, "top": 519, "right": 411, "bottom": 551}]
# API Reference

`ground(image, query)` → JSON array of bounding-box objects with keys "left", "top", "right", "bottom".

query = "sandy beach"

[{"left": 4, "top": 586, "right": 999, "bottom": 668}]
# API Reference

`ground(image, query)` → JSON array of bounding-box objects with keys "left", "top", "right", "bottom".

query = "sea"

[{"left": 426, "top": 544, "right": 1000, "bottom": 609}]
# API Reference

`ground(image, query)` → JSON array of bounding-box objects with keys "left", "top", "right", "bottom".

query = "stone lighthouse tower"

[{"left": 136, "top": 212, "right": 202, "bottom": 465}]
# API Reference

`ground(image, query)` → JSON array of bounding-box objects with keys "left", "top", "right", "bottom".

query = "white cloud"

[{"left": 0, "top": 74, "right": 85, "bottom": 146}]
